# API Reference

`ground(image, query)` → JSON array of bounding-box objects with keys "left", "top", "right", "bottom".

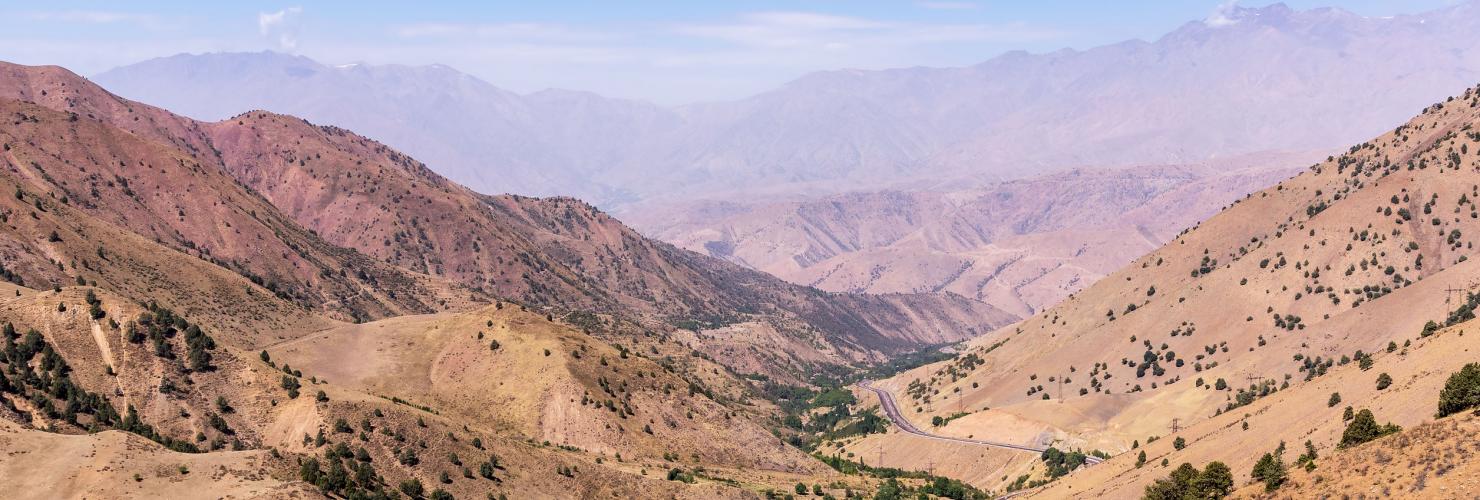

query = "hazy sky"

[{"left": 0, "top": 1, "right": 1461, "bottom": 104}]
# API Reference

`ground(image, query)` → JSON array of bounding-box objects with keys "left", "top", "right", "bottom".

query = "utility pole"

[
  {"left": 1170, "top": 418, "right": 1181, "bottom": 434},
  {"left": 1446, "top": 285, "right": 1466, "bottom": 319}
]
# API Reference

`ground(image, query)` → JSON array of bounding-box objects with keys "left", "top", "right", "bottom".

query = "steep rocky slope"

[
  {"left": 0, "top": 67, "right": 482, "bottom": 325},
  {"left": 2, "top": 61, "right": 1015, "bottom": 376},
  {"left": 860, "top": 83, "right": 1480, "bottom": 493}
]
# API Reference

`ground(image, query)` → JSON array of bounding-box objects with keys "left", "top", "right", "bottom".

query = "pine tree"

[
  {"left": 1340, "top": 409, "right": 1399, "bottom": 447},
  {"left": 1438, "top": 363, "right": 1480, "bottom": 417}
]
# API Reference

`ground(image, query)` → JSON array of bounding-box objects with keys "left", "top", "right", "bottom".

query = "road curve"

[{"left": 857, "top": 380, "right": 1104, "bottom": 465}]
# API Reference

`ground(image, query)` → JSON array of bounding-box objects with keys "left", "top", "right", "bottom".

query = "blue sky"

[{"left": 0, "top": 1, "right": 1460, "bottom": 104}]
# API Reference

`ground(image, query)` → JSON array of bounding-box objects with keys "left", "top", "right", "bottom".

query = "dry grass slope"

[{"left": 862, "top": 83, "right": 1480, "bottom": 494}]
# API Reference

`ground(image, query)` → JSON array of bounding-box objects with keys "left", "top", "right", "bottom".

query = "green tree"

[
  {"left": 1250, "top": 452, "right": 1286, "bottom": 491},
  {"left": 1339, "top": 409, "right": 1399, "bottom": 448},
  {"left": 298, "top": 457, "right": 322, "bottom": 484},
  {"left": 1142, "top": 461, "right": 1232, "bottom": 499},
  {"left": 1438, "top": 363, "right": 1480, "bottom": 417},
  {"left": 1375, "top": 373, "right": 1392, "bottom": 390},
  {"left": 873, "top": 478, "right": 903, "bottom": 500},
  {"left": 1327, "top": 392, "right": 1341, "bottom": 407},
  {"left": 1143, "top": 463, "right": 1200, "bottom": 500},
  {"left": 1193, "top": 461, "right": 1234, "bottom": 498},
  {"left": 1295, "top": 440, "right": 1318, "bottom": 471}
]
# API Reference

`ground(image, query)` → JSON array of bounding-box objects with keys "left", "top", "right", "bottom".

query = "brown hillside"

[
  {"left": 264, "top": 303, "right": 821, "bottom": 473},
  {"left": 1035, "top": 313, "right": 1480, "bottom": 498},
  {"left": 1231, "top": 411, "right": 1480, "bottom": 499},
  {"left": 865, "top": 83, "right": 1480, "bottom": 493},
  {"left": 0, "top": 281, "right": 864, "bottom": 497},
  {"left": 0, "top": 420, "right": 313, "bottom": 500}
]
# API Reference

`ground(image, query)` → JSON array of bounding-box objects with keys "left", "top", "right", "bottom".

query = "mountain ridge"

[{"left": 92, "top": 1, "right": 1480, "bottom": 206}]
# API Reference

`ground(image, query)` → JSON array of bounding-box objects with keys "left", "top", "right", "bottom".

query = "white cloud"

[
  {"left": 19, "top": 10, "right": 175, "bottom": 30},
  {"left": 394, "top": 22, "right": 616, "bottom": 43},
  {"left": 916, "top": 1, "right": 979, "bottom": 10},
  {"left": 1205, "top": 0, "right": 1241, "bottom": 27},
  {"left": 259, "top": 7, "right": 303, "bottom": 50},
  {"left": 673, "top": 11, "right": 1061, "bottom": 50}
]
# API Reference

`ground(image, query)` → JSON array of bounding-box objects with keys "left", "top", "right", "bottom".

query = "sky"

[{"left": 0, "top": 0, "right": 1463, "bottom": 105}]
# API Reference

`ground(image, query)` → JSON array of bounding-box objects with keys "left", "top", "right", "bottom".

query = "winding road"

[{"left": 857, "top": 380, "right": 1104, "bottom": 465}]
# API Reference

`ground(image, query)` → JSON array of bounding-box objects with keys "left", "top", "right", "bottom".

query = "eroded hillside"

[{"left": 633, "top": 156, "right": 1309, "bottom": 317}]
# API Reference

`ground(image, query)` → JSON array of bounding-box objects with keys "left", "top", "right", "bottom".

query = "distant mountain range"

[
  {"left": 630, "top": 153, "right": 1313, "bottom": 317},
  {"left": 93, "top": 2, "right": 1480, "bottom": 207}
]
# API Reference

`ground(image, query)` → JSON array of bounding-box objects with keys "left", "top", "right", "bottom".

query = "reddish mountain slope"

[
  {"left": 0, "top": 97, "right": 475, "bottom": 325},
  {"left": 2, "top": 61, "right": 1013, "bottom": 373}
]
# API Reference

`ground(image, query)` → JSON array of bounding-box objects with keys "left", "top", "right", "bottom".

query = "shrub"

[{"left": 398, "top": 479, "right": 424, "bottom": 497}]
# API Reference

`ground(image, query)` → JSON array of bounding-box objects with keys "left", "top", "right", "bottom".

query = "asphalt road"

[{"left": 857, "top": 380, "right": 1105, "bottom": 465}]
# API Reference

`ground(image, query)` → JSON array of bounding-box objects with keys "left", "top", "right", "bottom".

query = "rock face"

[
  {"left": 630, "top": 155, "right": 1312, "bottom": 317},
  {"left": 95, "top": 2, "right": 1480, "bottom": 205}
]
